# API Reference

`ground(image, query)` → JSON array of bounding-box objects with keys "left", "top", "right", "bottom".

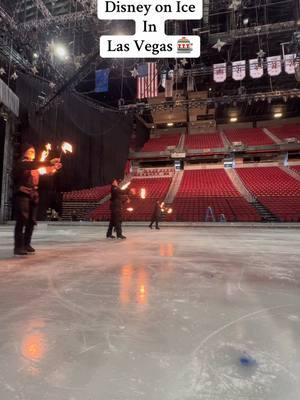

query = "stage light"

[
  {"left": 167, "top": 122, "right": 174, "bottom": 127},
  {"left": 54, "top": 44, "right": 68, "bottom": 60},
  {"left": 230, "top": 117, "right": 238, "bottom": 122},
  {"left": 274, "top": 112, "right": 282, "bottom": 119}
]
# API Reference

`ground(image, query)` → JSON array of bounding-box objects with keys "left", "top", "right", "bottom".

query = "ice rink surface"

[{"left": 0, "top": 224, "right": 300, "bottom": 400}]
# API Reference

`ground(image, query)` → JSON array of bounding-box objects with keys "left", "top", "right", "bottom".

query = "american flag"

[{"left": 137, "top": 62, "right": 158, "bottom": 99}]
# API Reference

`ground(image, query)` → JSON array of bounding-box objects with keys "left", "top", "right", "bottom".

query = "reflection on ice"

[
  {"left": 120, "top": 264, "right": 149, "bottom": 307},
  {"left": 0, "top": 225, "right": 300, "bottom": 400},
  {"left": 20, "top": 319, "right": 48, "bottom": 376}
]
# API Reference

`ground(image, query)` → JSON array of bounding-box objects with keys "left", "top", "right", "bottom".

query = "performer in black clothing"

[
  {"left": 13, "top": 144, "right": 62, "bottom": 255},
  {"left": 106, "top": 179, "right": 130, "bottom": 240},
  {"left": 149, "top": 200, "right": 163, "bottom": 230}
]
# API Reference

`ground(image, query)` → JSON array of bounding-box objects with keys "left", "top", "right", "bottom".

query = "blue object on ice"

[{"left": 240, "top": 352, "right": 257, "bottom": 366}]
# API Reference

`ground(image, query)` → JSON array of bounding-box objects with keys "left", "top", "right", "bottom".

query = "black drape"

[
  {"left": 0, "top": 117, "right": 6, "bottom": 205},
  {"left": 16, "top": 73, "right": 133, "bottom": 190},
  {"left": 16, "top": 73, "right": 133, "bottom": 218}
]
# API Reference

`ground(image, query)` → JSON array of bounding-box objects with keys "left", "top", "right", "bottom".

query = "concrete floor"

[{"left": 0, "top": 224, "right": 300, "bottom": 400}]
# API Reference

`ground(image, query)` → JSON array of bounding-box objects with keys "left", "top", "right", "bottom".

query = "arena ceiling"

[{"left": 0, "top": 0, "right": 299, "bottom": 114}]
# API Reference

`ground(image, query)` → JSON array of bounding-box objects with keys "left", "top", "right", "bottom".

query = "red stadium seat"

[
  {"left": 141, "top": 134, "right": 180, "bottom": 152},
  {"left": 268, "top": 124, "right": 300, "bottom": 141},
  {"left": 185, "top": 132, "right": 224, "bottom": 150},
  {"left": 172, "top": 169, "right": 261, "bottom": 222},
  {"left": 224, "top": 128, "right": 274, "bottom": 146},
  {"left": 237, "top": 166, "right": 300, "bottom": 222},
  {"left": 62, "top": 185, "right": 110, "bottom": 202},
  {"left": 89, "top": 177, "right": 172, "bottom": 221}
]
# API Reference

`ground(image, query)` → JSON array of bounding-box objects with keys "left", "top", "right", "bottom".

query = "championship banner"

[
  {"left": 284, "top": 54, "right": 296, "bottom": 75},
  {"left": 249, "top": 58, "right": 263, "bottom": 79},
  {"left": 267, "top": 56, "right": 282, "bottom": 77},
  {"left": 232, "top": 60, "right": 246, "bottom": 81},
  {"left": 187, "top": 74, "right": 195, "bottom": 91},
  {"left": 213, "top": 63, "right": 227, "bottom": 83},
  {"left": 160, "top": 69, "right": 167, "bottom": 88}
]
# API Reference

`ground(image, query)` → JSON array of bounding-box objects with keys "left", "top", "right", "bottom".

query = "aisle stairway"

[
  {"left": 251, "top": 199, "right": 279, "bottom": 222},
  {"left": 225, "top": 168, "right": 254, "bottom": 202},
  {"left": 164, "top": 170, "right": 184, "bottom": 204}
]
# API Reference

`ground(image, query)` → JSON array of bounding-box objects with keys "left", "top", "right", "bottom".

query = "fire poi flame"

[
  {"left": 40, "top": 143, "right": 52, "bottom": 162},
  {"left": 126, "top": 207, "right": 134, "bottom": 212},
  {"left": 38, "top": 167, "right": 47, "bottom": 175},
  {"left": 121, "top": 181, "right": 131, "bottom": 190},
  {"left": 140, "top": 188, "right": 146, "bottom": 199},
  {"left": 61, "top": 142, "right": 73, "bottom": 154},
  {"left": 167, "top": 208, "right": 173, "bottom": 214}
]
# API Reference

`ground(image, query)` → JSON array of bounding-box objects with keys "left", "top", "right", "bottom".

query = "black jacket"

[
  {"left": 110, "top": 185, "right": 129, "bottom": 211},
  {"left": 14, "top": 159, "right": 51, "bottom": 192},
  {"left": 152, "top": 203, "right": 162, "bottom": 218}
]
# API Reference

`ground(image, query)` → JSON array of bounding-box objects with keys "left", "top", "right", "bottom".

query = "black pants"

[
  {"left": 107, "top": 209, "right": 122, "bottom": 237},
  {"left": 149, "top": 216, "right": 159, "bottom": 229},
  {"left": 14, "top": 194, "right": 38, "bottom": 250}
]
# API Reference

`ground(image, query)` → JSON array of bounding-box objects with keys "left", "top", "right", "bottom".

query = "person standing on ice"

[
  {"left": 13, "top": 144, "right": 62, "bottom": 256},
  {"left": 106, "top": 179, "right": 130, "bottom": 240},
  {"left": 149, "top": 200, "right": 164, "bottom": 230}
]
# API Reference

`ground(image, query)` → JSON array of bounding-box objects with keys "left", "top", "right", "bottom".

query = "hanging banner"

[
  {"left": 213, "top": 63, "right": 227, "bottom": 83},
  {"left": 284, "top": 54, "right": 296, "bottom": 74},
  {"left": 160, "top": 70, "right": 167, "bottom": 88},
  {"left": 165, "top": 79, "right": 173, "bottom": 98},
  {"left": 249, "top": 58, "right": 263, "bottom": 79},
  {"left": 267, "top": 56, "right": 282, "bottom": 76},
  {"left": 232, "top": 60, "right": 246, "bottom": 81},
  {"left": 95, "top": 68, "right": 110, "bottom": 92},
  {"left": 187, "top": 74, "right": 195, "bottom": 91}
]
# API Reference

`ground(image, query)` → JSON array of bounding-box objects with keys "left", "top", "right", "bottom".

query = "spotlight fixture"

[
  {"left": 274, "top": 112, "right": 282, "bottom": 118},
  {"left": 54, "top": 44, "right": 68, "bottom": 60}
]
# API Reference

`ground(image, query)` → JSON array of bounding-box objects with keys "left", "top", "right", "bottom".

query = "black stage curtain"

[
  {"left": 16, "top": 74, "right": 133, "bottom": 191},
  {"left": 0, "top": 117, "right": 5, "bottom": 205},
  {"left": 135, "top": 118, "right": 150, "bottom": 150}
]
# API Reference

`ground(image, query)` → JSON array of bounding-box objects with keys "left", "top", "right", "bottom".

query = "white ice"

[{"left": 0, "top": 224, "right": 300, "bottom": 400}]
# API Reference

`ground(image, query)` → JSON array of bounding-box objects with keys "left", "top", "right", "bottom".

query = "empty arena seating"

[
  {"left": 89, "top": 201, "right": 111, "bottom": 221},
  {"left": 133, "top": 167, "right": 174, "bottom": 177},
  {"left": 63, "top": 185, "right": 110, "bottom": 202},
  {"left": 185, "top": 132, "right": 224, "bottom": 150},
  {"left": 90, "top": 177, "right": 172, "bottom": 221},
  {"left": 237, "top": 167, "right": 300, "bottom": 222},
  {"left": 141, "top": 133, "right": 180, "bottom": 152},
  {"left": 268, "top": 124, "right": 300, "bottom": 141},
  {"left": 291, "top": 165, "right": 300, "bottom": 175},
  {"left": 223, "top": 128, "right": 274, "bottom": 146},
  {"left": 172, "top": 169, "right": 261, "bottom": 222}
]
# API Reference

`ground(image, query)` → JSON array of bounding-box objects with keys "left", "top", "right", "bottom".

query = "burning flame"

[
  {"left": 40, "top": 143, "right": 52, "bottom": 162},
  {"left": 38, "top": 167, "right": 47, "bottom": 175},
  {"left": 121, "top": 181, "right": 131, "bottom": 190},
  {"left": 167, "top": 208, "right": 173, "bottom": 214},
  {"left": 140, "top": 188, "right": 146, "bottom": 199},
  {"left": 61, "top": 142, "right": 73, "bottom": 154}
]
